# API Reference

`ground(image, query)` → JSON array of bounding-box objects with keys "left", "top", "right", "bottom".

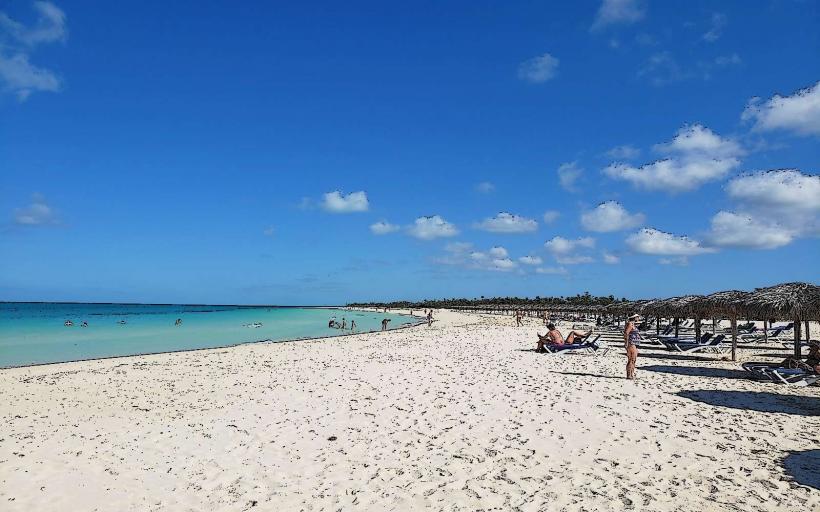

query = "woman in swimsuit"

[{"left": 624, "top": 314, "right": 642, "bottom": 380}]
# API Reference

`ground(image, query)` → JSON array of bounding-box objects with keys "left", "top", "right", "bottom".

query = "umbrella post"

[
  {"left": 794, "top": 320, "right": 802, "bottom": 359},
  {"left": 805, "top": 320, "right": 810, "bottom": 342},
  {"left": 674, "top": 317, "right": 679, "bottom": 338},
  {"left": 712, "top": 317, "right": 717, "bottom": 334},
  {"left": 695, "top": 316, "right": 701, "bottom": 343},
  {"left": 763, "top": 319, "right": 768, "bottom": 343},
  {"left": 731, "top": 316, "right": 737, "bottom": 362},
  {"left": 656, "top": 317, "right": 660, "bottom": 335}
]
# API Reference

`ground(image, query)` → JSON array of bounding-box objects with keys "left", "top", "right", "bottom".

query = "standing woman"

[{"left": 624, "top": 314, "right": 642, "bottom": 380}]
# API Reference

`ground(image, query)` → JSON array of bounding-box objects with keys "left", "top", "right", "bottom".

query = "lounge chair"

[
  {"left": 739, "top": 326, "right": 791, "bottom": 343},
  {"left": 541, "top": 334, "right": 609, "bottom": 355},
  {"left": 668, "top": 334, "right": 727, "bottom": 354},
  {"left": 767, "top": 368, "right": 820, "bottom": 387},
  {"left": 657, "top": 332, "right": 712, "bottom": 350}
]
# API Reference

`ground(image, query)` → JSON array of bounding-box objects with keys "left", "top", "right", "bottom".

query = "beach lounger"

[
  {"left": 541, "top": 335, "right": 608, "bottom": 355},
  {"left": 668, "top": 334, "right": 727, "bottom": 354},
  {"left": 767, "top": 368, "right": 820, "bottom": 387}
]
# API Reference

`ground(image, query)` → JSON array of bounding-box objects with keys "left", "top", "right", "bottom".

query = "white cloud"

[
  {"left": 519, "top": 255, "right": 543, "bottom": 265},
  {"left": 557, "top": 162, "right": 583, "bottom": 192},
  {"left": 591, "top": 0, "right": 646, "bottom": 31},
  {"left": 445, "top": 241, "right": 473, "bottom": 253},
  {"left": 545, "top": 236, "right": 595, "bottom": 254},
  {"left": 475, "top": 181, "right": 495, "bottom": 193},
  {"left": 626, "top": 228, "right": 714, "bottom": 256},
  {"left": 474, "top": 212, "right": 538, "bottom": 233},
  {"left": 659, "top": 256, "right": 689, "bottom": 266},
  {"left": 370, "top": 221, "right": 400, "bottom": 235},
  {"left": 13, "top": 193, "right": 58, "bottom": 225},
  {"left": 321, "top": 191, "right": 369, "bottom": 213},
  {"left": 536, "top": 266, "right": 568, "bottom": 275},
  {"left": 606, "top": 145, "right": 641, "bottom": 160},
  {"left": 488, "top": 246, "right": 508, "bottom": 258},
  {"left": 725, "top": 169, "right": 820, "bottom": 215},
  {"left": 437, "top": 243, "right": 518, "bottom": 272},
  {"left": 490, "top": 258, "right": 517, "bottom": 271},
  {"left": 580, "top": 201, "right": 645, "bottom": 232},
  {"left": 742, "top": 82, "right": 820, "bottom": 137},
  {"left": 408, "top": 215, "right": 458, "bottom": 240},
  {"left": 545, "top": 236, "right": 596, "bottom": 264},
  {"left": 603, "top": 124, "right": 742, "bottom": 192},
  {"left": 543, "top": 210, "right": 560, "bottom": 223},
  {"left": 706, "top": 211, "right": 794, "bottom": 250},
  {"left": 703, "top": 13, "right": 727, "bottom": 42},
  {"left": 0, "top": 2, "right": 66, "bottom": 100},
  {"left": 262, "top": 226, "right": 275, "bottom": 236},
  {"left": 603, "top": 252, "right": 621, "bottom": 264},
  {"left": 518, "top": 53, "right": 559, "bottom": 83},
  {"left": 703, "top": 169, "right": 820, "bottom": 250}
]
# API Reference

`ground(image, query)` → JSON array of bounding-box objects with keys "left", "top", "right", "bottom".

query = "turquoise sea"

[{"left": 0, "top": 303, "right": 418, "bottom": 368}]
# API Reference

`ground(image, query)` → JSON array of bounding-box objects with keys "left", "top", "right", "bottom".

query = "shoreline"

[{"left": 0, "top": 308, "right": 427, "bottom": 371}]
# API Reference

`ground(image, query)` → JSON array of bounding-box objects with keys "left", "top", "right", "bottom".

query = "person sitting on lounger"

[
  {"left": 536, "top": 323, "right": 592, "bottom": 352},
  {"left": 781, "top": 342, "right": 820, "bottom": 374}
]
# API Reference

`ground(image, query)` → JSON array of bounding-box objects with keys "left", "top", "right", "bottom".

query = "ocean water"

[{"left": 0, "top": 303, "right": 418, "bottom": 368}]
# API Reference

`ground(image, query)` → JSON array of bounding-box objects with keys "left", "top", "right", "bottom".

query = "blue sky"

[{"left": 1, "top": 0, "right": 818, "bottom": 304}]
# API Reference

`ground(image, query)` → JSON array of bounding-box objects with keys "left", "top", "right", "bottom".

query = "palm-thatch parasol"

[
  {"left": 691, "top": 290, "right": 750, "bottom": 361},
  {"left": 740, "top": 282, "right": 820, "bottom": 357}
]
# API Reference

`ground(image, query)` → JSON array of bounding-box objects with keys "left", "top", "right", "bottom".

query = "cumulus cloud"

[
  {"left": 602, "top": 252, "right": 621, "bottom": 264},
  {"left": 705, "top": 211, "right": 794, "bottom": 250},
  {"left": 544, "top": 236, "right": 596, "bottom": 264},
  {"left": 369, "top": 221, "right": 400, "bottom": 235},
  {"left": 637, "top": 52, "right": 686, "bottom": 86},
  {"left": 437, "top": 243, "right": 518, "bottom": 272},
  {"left": 580, "top": 201, "right": 645, "bottom": 232},
  {"left": 474, "top": 212, "right": 538, "bottom": 233},
  {"left": 475, "top": 181, "right": 495, "bottom": 193},
  {"left": 408, "top": 215, "right": 458, "bottom": 240},
  {"left": 0, "top": 2, "right": 66, "bottom": 100},
  {"left": 591, "top": 0, "right": 646, "bottom": 31},
  {"left": 543, "top": 210, "right": 560, "bottom": 224},
  {"left": 518, "top": 53, "right": 559, "bottom": 83},
  {"left": 741, "top": 82, "right": 820, "bottom": 137},
  {"left": 321, "top": 191, "right": 369, "bottom": 213},
  {"left": 488, "top": 246, "right": 508, "bottom": 258},
  {"left": 703, "top": 169, "right": 820, "bottom": 249},
  {"left": 13, "top": 193, "right": 58, "bottom": 225},
  {"left": 606, "top": 145, "right": 641, "bottom": 160},
  {"left": 262, "top": 226, "right": 275, "bottom": 236},
  {"left": 603, "top": 124, "right": 743, "bottom": 192},
  {"left": 725, "top": 169, "right": 820, "bottom": 214},
  {"left": 626, "top": 228, "right": 714, "bottom": 256},
  {"left": 557, "top": 162, "right": 583, "bottom": 192},
  {"left": 519, "top": 255, "right": 543, "bottom": 265}
]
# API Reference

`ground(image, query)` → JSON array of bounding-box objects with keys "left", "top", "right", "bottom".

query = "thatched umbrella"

[
  {"left": 741, "top": 282, "right": 820, "bottom": 358},
  {"left": 691, "top": 290, "right": 750, "bottom": 361}
]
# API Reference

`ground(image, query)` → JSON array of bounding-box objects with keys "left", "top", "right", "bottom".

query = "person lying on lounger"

[{"left": 536, "top": 323, "right": 592, "bottom": 352}]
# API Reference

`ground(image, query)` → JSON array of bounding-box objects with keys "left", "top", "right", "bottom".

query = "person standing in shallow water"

[
  {"left": 381, "top": 318, "right": 390, "bottom": 331},
  {"left": 624, "top": 314, "right": 642, "bottom": 380}
]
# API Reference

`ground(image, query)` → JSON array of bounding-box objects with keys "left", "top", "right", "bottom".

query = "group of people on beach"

[{"left": 532, "top": 313, "right": 643, "bottom": 380}]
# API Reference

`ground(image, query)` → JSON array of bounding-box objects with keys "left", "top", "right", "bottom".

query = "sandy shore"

[{"left": 1, "top": 310, "right": 818, "bottom": 511}]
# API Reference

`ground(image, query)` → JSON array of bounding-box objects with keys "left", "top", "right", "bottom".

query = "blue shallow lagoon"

[{"left": 0, "top": 303, "right": 417, "bottom": 368}]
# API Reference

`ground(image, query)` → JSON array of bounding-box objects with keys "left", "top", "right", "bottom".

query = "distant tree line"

[{"left": 348, "top": 292, "right": 628, "bottom": 309}]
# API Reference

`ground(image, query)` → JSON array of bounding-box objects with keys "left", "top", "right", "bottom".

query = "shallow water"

[{"left": 0, "top": 303, "right": 415, "bottom": 367}]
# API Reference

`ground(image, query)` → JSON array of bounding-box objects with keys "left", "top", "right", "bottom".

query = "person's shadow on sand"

[
  {"left": 642, "top": 365, "right": 747, "bottom": 379},
  {"left": 782, "top": 450, "right": 820, "bottom": 490},
  {"left": 677, "top": 390, "right": 820, "bottom": 416}
]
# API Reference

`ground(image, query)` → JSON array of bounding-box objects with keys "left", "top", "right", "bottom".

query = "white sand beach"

[{"left": 1, "top": 309, "right": 818, "bottom": 511}]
